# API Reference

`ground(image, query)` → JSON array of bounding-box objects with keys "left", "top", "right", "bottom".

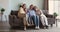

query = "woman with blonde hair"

[{"left": 33, "top": 6, "right": 49, "bottom": 29}]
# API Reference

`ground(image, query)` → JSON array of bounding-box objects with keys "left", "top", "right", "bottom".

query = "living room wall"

[
  {"left": 0, "top": 0, "right": 44, "bottom": 21},
  {"left": 0, "top": 0, "right": 10, "bottom": 21},
  {"left": 8, "top": 0, "right": 44, "bottom": 21},
  {"left": 11, "top": 0, "right": 44, "bottom": 10}
]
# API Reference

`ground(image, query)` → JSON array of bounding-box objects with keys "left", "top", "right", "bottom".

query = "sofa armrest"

[
  {"left": 45, "top": 14, "right": 54, "bottom": 18},
  {"left": 9, "top": 15, "right": 17, "bottom": 22},
  {"left": 9, "top": 15, "right": 14, "bottom": 26},
  {"left": 9, "top": 15, "right": 14, "bottom": 21}
]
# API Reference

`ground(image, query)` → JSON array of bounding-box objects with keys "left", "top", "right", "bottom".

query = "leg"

[
  {"left": 51, "top": 24, "right": 53, "bottom": 27},
  {"left": 43, "top": 15, "right": 49, "bottom": 29},
  {"left": 23, "top": 17, "right": 27, "bottom": 30},
  {"left": 27, "top": 16, "right": 32, "bottom": 26},
  {"left": 36, "top": 15, "right": 40, "bottom": 29},
  {"left": 32, "top": 16, "right": 36, "bottom": 26},
  {"left": 40, "top": 16, "right": 45, "bottom": 26},
  {"left": 36, "top": 15, "right": 39, "bottom": 27},
  {"left": 43, "top": 15, "right": 48, "bottom": 26},
  {"left": 32, "top": 16, "right": 39, "bottom": 29},
  {"left": 26, "top": 14, "right": 30, "bottom": 25}
]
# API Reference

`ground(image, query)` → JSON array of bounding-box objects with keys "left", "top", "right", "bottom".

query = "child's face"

[
  {"left": 34, "top": 6, "right": 38, "bottom": 10},
  {"left": 30, "top": 5, "right": 34, "bottom": 10},
  {"left": 34, "top": 7, "right": 40, "bottom": 12}
]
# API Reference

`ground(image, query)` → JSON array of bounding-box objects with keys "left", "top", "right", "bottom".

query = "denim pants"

[
  {"left": 29, "top": 15, "right": 39, "bottom": 27},
  {"left": 36, "top": 15, "right": 39, "bottom": 26}
]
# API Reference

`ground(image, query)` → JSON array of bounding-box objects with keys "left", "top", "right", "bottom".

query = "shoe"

[
  {"left": 45, "top": 25, "right": 49, "bottom": 29},
  {"left": 42, "top": 26, "right": 46, "bottom": 29},
  {"left": 24, "top": 27, "right": 26, "bottom": 31},
  {"left": 35, "top": 26, "right": 40, "bottom": 30}
]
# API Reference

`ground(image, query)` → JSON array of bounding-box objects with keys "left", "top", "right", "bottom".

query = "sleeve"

[{"left": 26, "top": 10, "right": 30, "bottom": 17}]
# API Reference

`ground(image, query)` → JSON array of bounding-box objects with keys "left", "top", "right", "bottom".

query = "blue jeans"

[
  {"left": 29, "top": 15, "right": 39, "bottom": 27},
  {"left": 36, "top": 15, "right": 39, "bottom": 26}
]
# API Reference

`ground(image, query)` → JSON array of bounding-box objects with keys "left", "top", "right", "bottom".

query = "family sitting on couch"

[{"left": 18, "top": 3, "right": 49, "bottom": 30}]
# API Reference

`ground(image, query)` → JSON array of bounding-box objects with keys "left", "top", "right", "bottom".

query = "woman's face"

[
  {"left": 30, "top": 5, "right": 34, "bottom": 10},
  {"left": 34, "top": 6, "right": 38, "bottom": 11},
  {"left": 22, "top": 4, "right": 26, "bottom": 9}
]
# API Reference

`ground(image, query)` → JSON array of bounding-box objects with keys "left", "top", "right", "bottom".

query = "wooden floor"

[{"left": 0, "top": 21, "right": 60, "bottom": 32}]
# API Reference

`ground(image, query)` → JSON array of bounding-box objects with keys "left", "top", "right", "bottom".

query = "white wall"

[
  {"left": 49, "top": 0, "right": 59, "bottom": 14},
  {"left": 11, "top": 0, "right": 44, "bottom": 10},
  {"left": 0, "top": 0, "right": 10, "bottom": 21},
  {"left": 0, "top": 0, "right": 44, "bottom": 21},
  {"left": 49, "top": 0, "right": 54, "bottom": 14},
  {"left": 54, "top": 1, "right": 59, "bottom": 15},
  {"left": 58, "top": 1, "right": 60, "bottom": 16}
]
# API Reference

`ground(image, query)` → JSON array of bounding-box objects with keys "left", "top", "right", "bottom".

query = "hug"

[{"left": 18, "top": 4, "right": 49, "bottom": 30}]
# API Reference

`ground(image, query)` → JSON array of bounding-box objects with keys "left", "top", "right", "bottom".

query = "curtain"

[{"left": 44, "top": 0, "right": 48, "bottom": 10}]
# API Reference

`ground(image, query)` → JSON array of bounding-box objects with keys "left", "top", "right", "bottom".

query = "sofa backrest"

[
  {"left": 10, "top": 10, "right": 18, "bottom": 16},
  {"left": 10, "top": 10, "right": 49, "bottom": 17},
  {"left": 42, "top": 10, "right": 48, "bottom": 15},
  {"left": 42, "top": 10, "right": 54, "bottom": 18}
]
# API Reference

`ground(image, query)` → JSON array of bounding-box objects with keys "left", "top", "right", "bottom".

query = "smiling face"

[
  {"left": 29, "top": 4, "right": 34, "bottom": 10},
  {"left": 22, "top": 4, "right": 26, "bottom": 9},
  {"left": 33, "top": 6, "right": 38, "bottom": 11}
]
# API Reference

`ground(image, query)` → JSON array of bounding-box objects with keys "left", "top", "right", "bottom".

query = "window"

[{"left": 49, "top": 0, "right": 60, "bottom": 18}]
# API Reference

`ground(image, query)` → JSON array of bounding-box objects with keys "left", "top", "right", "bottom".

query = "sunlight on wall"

[
  {"left": 49, "top": 0, "right": 60, "bottom": 14},
  {"left": 49, "top": 0, "right": 54, "bottom": 15}
]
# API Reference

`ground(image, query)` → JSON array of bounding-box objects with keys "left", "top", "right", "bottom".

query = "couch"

[
  {"left": 9, "top": 10, "right": 35, "bottom": 30},
  {"left": 9, "top": 10, "right": 55, "bottom": 30}
]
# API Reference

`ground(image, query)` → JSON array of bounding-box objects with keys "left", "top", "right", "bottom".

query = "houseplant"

[
  {"left": 53, "top": 12, "right": 58, "bottom": 18},
  {"left": 0, "top": 8, "right": 5, "bottom": 14}
]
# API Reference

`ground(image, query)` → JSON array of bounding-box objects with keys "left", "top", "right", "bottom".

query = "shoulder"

[{"left": 19, "top": 7, "right": 24, "bottom": 10}]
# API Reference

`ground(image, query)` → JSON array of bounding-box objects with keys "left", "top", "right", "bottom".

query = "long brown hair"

[
  {"left": 33, "top": 6, "right": 41, "bottom": 15},
  {"left": 33, "top": 6, "right": 38, "bottom": 12}
]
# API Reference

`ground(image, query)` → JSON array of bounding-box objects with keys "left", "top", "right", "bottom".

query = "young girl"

[{"left": 33, "top": 6, "right": 41, "bottom": 29}]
